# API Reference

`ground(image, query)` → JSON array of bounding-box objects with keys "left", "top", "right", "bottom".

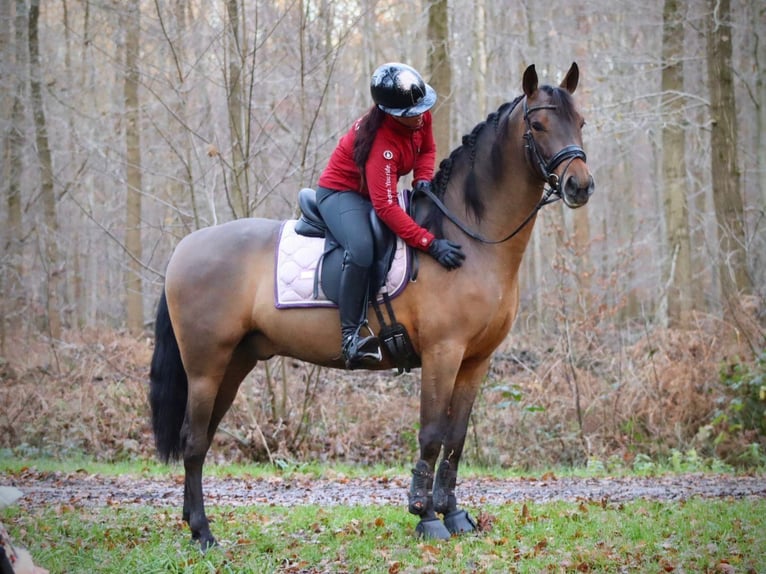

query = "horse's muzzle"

[{"left": 562, "top": 173, "right": 594, "bottom": 209}]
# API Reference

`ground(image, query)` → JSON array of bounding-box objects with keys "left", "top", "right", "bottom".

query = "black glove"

[{"left": 428, "top": 238, "right": 465, "bottom": 270}]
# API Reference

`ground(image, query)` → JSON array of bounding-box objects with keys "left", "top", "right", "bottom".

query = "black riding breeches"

[{"left": 315, "top": 187, "right": 375, "bottom": 268}]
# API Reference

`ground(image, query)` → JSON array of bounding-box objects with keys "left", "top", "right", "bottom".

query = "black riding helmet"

[{"left": 370, "top": 63, "right": 437, "bottom": 118}]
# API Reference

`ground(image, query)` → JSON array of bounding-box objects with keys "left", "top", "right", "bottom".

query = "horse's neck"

[{"left": 450, "top": 135, "right": 544, "bottom": 261}]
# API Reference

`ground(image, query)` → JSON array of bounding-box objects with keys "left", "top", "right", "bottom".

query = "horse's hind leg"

[
  {"left": 181, "top": 372, "right": 221, "bottom": 548},
  {"left": 182, "top": 341, "right": 257, "bottom": 549},
  {"left": 432, "top": 357, "right": 490, "bottom": 535}
]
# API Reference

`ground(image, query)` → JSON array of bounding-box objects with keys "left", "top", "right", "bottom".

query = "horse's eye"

[{"left": 532, "top": 121, "right": 545, "bottom": 132}]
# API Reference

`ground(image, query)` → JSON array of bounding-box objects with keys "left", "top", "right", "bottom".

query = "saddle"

[
  {"left": 294, "top": 188, "right": 423, "bottom": 373},
  {"left": 294, "top": 188, "right": 397, "bottom": 296}
]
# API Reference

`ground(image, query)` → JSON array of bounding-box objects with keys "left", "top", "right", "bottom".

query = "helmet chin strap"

[{"left": 391, "top": 114, "right": 424, "bottom": 130}]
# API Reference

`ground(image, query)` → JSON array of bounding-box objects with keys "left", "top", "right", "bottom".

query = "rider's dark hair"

[{"left": 353, "top": 106, "right": 387, "bottom": 191}]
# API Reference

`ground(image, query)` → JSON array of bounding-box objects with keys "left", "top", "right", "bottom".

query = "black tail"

[{"left": 149, "top": 289, "right": 188, "bottom": 462}]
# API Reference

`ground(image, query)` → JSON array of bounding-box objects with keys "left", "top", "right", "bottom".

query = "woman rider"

[{"left": 316, "top": 62, "right": 466, "bottom": 369}]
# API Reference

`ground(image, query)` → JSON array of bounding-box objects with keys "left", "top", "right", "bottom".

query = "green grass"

[
  {"left": 2, "top": 457, "right": 764, "bottom": 572},
  {"left": 3, "top": 498, "right": 765, "bottom": 573},
  {"left": 0, "top": 446, "right": 748, "bottom": 481}
]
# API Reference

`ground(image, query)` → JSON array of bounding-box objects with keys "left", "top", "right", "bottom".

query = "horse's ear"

[
  {"left": 523, "top": 65, "right": 538, "bottom": 97},
  {"left": 560, "top": 62, "right": 579, "bottom": 94}
]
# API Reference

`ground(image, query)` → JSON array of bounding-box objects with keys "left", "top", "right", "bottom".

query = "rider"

[{"left": 316, "top": 62, "right": 466, "bottom": 369}]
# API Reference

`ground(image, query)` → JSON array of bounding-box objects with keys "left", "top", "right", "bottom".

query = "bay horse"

[{"left": 149, "top": 62, "right": 594, "bottom": 547}]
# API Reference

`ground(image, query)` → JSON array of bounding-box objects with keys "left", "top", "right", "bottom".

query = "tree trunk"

[
  {"left": 755, "top": 0, "right": 766, "bottom": 210},
  {"left": 124, "top": 2, "right": 144, "bottom": 334},
  {"left": 472, "top": 0, "right": 487, "bottom": 119},
  {"left": 427, "top": 0, "right": 452, "bottom": 156},
  {"left": 360, "top": 0, "right": 377, "bottom": 90},
  {"left": 225, "top": 0, "right": 248, "bottom": 218},
  {"left": 661, "top": 0, "right": 692, "bottom": 327},
  {"left": 0, "top": 0, "right": 23, "bottom": 352},
  {"left": 573, "top": 18, "right": 592, "bottom": 318},
  {"left": 29, "top": 0, "right": 62, "bottom": 340},
  {"left": 706, "top": 0, "right": 751, "bottom": 305}
]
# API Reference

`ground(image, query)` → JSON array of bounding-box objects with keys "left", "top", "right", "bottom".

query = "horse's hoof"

[
  {"left": 193, "top": 533, "right": 218, "bottom": 551},
  {"left": 443, "top": 509, "right": 477, "bottom": 535},
  {"left": 415, "top": 518, "right": 451, "bottom": 540}
]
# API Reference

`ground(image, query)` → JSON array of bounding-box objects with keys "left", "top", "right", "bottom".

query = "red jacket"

[{"left": 318, "top": 112, "right": 436, "bottom": 250}]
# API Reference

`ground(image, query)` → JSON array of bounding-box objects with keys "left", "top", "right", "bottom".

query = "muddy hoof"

[
  {"left": 443, "top": 509, "right": 476, "bottom": 535},
  {"left": 415, "top": 517, "right": 451, "bottom": 540}
]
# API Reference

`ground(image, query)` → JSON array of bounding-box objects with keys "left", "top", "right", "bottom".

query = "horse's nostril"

[{"left": 565, "top": 176, "right": 579, "bottom": 194}]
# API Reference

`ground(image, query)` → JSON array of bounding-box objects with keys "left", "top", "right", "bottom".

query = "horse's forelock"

[{"left": 541, "top": 85, "right": 578, "bottom": 123}]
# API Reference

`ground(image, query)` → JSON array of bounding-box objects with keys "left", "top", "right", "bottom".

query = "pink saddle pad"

[{"left": 274, "top": 219, "right": 410, "bottom": 309}]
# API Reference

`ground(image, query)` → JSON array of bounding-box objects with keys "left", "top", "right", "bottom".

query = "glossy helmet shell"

[{"left": 370, "top": 62, "right": 437, "bottom": 117}]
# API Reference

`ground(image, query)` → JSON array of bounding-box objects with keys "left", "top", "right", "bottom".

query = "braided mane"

[{"left": 426, "top": 95, "right": 524, "bottom": 236}]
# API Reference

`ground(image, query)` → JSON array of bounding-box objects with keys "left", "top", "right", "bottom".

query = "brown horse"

[{"left": 149, "top": 63, "right": 594, "bottom": 547}]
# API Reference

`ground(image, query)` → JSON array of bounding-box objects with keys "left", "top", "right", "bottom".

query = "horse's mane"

[{"left": 426, "top": 85, "right": 576, "bottom": 237}]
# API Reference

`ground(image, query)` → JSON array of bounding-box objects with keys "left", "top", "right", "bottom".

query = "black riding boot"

[{"left": 339, "top": 261, "right": 381, "bottom": 369}]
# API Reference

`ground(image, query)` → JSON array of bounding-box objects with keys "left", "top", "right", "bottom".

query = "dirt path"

[{"left": 4, "top": 470, "right": 765, "bottom": 510}]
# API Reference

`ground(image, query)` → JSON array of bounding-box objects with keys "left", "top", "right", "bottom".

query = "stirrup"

[{"left": 342, "top": 327, "right": 382, "bottom": 369}]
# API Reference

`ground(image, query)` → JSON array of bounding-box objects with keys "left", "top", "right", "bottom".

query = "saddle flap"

[
  {"left": 369, "top": 209, "right": 397, "bottom": 294},
  {"left": 295, "top": 188, "right": 326, "bottom": 238}
]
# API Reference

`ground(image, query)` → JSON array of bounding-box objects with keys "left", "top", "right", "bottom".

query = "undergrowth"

[{"left": 0, "top": 322, "right": 764, "bottom": 471}]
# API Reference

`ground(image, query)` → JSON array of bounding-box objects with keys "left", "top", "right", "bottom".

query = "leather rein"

[{"left": 417, "top": 97, "right": 587, "bottom": 246}]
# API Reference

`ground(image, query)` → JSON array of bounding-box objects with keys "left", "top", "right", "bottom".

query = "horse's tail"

[{"left": 149, "top": 289, "right": 187, "bottom": 462}]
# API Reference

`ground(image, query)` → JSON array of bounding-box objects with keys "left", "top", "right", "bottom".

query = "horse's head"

[{"left": 522, "top": 63, "right": 594, "bottom": 208}]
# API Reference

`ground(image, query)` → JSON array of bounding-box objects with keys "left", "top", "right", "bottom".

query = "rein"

[
  {"left": 421, "top": 97, "right": 586, "bottom": 246},
  {"left": 416, "top": 183, "right": 559, "bottom": 245}
]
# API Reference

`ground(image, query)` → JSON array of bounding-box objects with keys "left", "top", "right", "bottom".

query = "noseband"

[{"left": 522, "top": 98, "right": 586, "bottom": 196}]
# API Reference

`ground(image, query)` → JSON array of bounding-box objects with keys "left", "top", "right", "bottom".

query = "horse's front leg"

[
  {"left": 432, "top": 357, "right": 490, "bottom": 535},
  {"left": 408, "top": 346, "right": 463, "bottom": 539}
]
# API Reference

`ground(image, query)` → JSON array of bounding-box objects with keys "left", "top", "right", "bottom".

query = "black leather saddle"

[{"left": 294, "top": 188, "right": 398, "bottom": 302}]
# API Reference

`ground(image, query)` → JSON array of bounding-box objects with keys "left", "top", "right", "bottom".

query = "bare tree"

[
  {"left": 661, "top": 0, "right": 692, "bottom": 327},
  {"left": 706, "top": 0, "right": 751, "bottom": 305},
  {"left": 224, "top": 0, "right": 249, "bottom": 218},
  {"left": 427, "top": 0, "right": 452, "bottom": 156},
  {"left": 123, "top": 2, "right": 144, "bottom": 334},
  {"left": 754, "top": 0, "right": 766, "bottom": 211},
  {"left": 29, "top": 0, "right": 62, "bottom": 340},
  {"left": 1, "top": 0, "right": 28, "bottom": 350}
]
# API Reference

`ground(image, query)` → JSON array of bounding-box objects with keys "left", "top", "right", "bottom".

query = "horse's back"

[{"left": 167, "top": 218, "right": 280, "bottom": 284}]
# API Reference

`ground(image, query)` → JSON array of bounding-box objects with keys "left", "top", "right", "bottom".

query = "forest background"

[{"left": 0, "top": 0, "right": 764, "bottom": 470}]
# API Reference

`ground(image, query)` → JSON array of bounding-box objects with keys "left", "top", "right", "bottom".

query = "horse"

[{"left": 149, "top": 62, "right": 594, "bottom": 548}]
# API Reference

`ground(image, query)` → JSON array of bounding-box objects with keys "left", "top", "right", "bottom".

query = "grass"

[
  {"left": 2, "top": 457, "right": 765, "bottom": 573},
  {"left": 3, "top": 498, "right": 765, "bottom": 573},
  {"left": 0, "top": 446, "right": 748, "bottom": 481}
]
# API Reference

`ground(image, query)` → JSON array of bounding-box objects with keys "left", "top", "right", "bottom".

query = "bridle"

[
  {"left": 522, "top": 98, "right": 587, "bottom": 197},
  {"left": 417, "top": 97, "right": 587, "bottom": 245}
]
